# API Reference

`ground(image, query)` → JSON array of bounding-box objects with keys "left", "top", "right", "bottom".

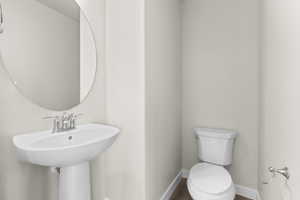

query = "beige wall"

[
  {"left": 104, "top": 0, "right": 146, "bottom": 199},
  {"left": 145, "top": 0, "right": 182, "bottom": 199},
  {"left": 259, "top": 0, "right": 300, "bottom": 199},
  {"left": 0, "top": 0, "right": 106, "bottom": 199},
  {"left": 182, "top": 0, "right": 260, "bottom": 189}
]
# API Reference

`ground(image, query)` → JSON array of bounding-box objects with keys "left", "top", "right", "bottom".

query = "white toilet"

[{"left": 187, "top": 128, "right": 237, "bottom": 200}]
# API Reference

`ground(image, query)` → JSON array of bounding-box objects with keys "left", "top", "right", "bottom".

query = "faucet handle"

[
  {"left": 70, "top": 113, "right": 83, "bottom": 129},
  {"left": 62, "top": 112, "right": 70, "bottom": 120}
]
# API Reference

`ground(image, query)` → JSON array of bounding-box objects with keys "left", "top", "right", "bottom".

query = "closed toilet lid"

[{"left": 188, "top": 163, "right": 232, "bottom": 195}]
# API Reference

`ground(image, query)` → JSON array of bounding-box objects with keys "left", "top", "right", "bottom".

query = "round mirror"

[{"left": 0, "top": 0, "right": 97, "bottom": 111}]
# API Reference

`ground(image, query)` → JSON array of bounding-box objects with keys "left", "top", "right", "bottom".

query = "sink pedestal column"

[{"left": 59, "top": 162, "right": 91, "bottom": 200}]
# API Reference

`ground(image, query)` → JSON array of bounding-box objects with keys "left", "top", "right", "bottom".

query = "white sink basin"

[
  {"left": 13, "top": 123, "right": 120, "bottom": 200},
  {"left": 13, "top": 123, "right": 120, "bottom": 167}
]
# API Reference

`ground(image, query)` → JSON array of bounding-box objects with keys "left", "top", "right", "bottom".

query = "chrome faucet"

[{"left": 44, "top": 113, "right": 83, "bottom": 133}]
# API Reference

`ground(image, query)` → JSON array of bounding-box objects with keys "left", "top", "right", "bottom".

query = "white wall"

[
  {"left": 0, "top": 1, "right": 268, "bottom": 200},
  {"left": 182, "top": 0, "right": 260, "bottom": 189},
  {"left": 0, "top": 0, "right": 106, "bottom": 199},
  {"left": 145, "top": 0, "right": 182, "bottom": 199},
  {"left": 260, "top": 0, "right": 300, "bottom": 199},
  {"left": 0, "top": 0, "right": 80, "bottom": 110},
  {"left": 104, "top": 0, "right": 146, "bottom": 199}
]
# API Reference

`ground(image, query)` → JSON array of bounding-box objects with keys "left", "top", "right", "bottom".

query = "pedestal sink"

[{"left": 13, "top": 123, "right": 120, "bottom": 200}]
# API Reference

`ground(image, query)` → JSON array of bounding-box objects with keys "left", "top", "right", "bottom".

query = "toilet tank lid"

[{"left": 194, "top": 128, "right": 237, "bottom": 139}]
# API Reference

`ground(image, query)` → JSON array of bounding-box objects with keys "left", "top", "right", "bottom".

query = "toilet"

[{"left": 187, "top": 128, "right": 237, "bottom": 200}]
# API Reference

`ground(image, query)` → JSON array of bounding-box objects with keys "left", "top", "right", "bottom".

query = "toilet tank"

[{"left": 194, "top": 128, "right": 237, "bottom": 166}]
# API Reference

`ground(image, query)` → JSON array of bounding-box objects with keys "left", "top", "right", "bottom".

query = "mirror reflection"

[{"left": 0, "top": 0, "right": 97, "bottom": 111}]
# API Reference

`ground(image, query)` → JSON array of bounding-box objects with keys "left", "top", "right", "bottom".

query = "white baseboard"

[
  {"left": 160, "top": 170, "right": 183, "bottom": 200},
  {"left": 235, "top": 184, "right": 261, "bottom": 200}
]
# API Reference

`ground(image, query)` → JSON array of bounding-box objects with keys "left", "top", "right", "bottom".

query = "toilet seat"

[{"left": 187, "top": 163, "right": 235, "bottom": 200}]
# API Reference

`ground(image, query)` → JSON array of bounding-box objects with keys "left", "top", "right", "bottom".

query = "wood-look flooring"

[{"left": 171, "top": 179, "right": 251, "bottom": 200}]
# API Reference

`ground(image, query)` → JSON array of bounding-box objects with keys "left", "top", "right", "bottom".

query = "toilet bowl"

[
  {"left": 187, "top": 163, "right": 235, "bottom": 200},
  {"left": 187, "top": 128, "right": 237, "bottom": 200}
]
